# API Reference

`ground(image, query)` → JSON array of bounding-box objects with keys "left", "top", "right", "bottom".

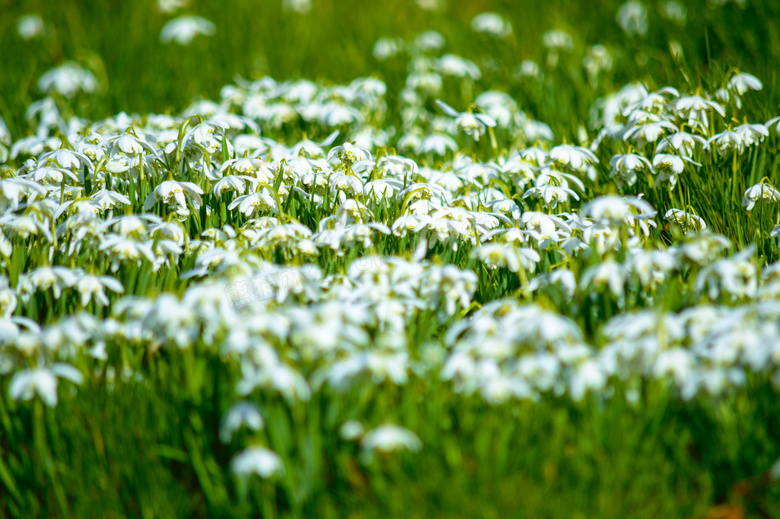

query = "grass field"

[{"left": 2, "top": 0, "right": 780, "bottom": 517}]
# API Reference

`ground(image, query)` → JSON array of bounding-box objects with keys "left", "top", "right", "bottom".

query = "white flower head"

[
  {"left": 9, "top": 364, "right": 83, "bottom": 407},
  {"left": 17, "top": 15, "right": 45, "bottom": 40},
  {"left": 742, "top": 182, "right": 780, "bottom": 211},
  {"left": 282, "top": 0, "right": 312, "bottom": 13},
  {"left": 38, "top": 62, "right": 98, "bottom": 98},
  {"left": 616, "top": 1, "right": 648, "bottom": 37},
  {"left": 220, "top": 401, "right": 264, "bottom": 443},
  {"left": 471, "top": 13, "right": 512, "bottom": 38},
  {"left": 160, "top": 16, "right": 215, "bottom": 45},
  {"left": 435, "top": 100, "right": 496, "bottom": 141},
  {"left": 231, "top": 447, "right": 284, "bottom": 479},
  {"left": 361, "top": 424, "right": 422, "bottom": 455}
]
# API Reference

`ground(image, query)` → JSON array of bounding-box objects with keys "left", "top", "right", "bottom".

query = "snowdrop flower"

[
  {"left": 656, "top": 131, "right": 707, "bottom": 157},
  {"left": 616, "top": 1, "right": 648, "bottom": 37},
  {"left": 416, "top": 0, "right": 444, "bottom": 11},
  {"left": 38, "top": 62, "right": 98, "bottom": 98},
  {"left": 144, "top": 180, "right": 204, "bottom": 213},
  {"left": 629, "top": 249, "right": 678, "bottom": 287},
  {"left": 665, "top": 209, "right": 707, "bottom": 231},
  {"left": 221, "top": 156, "right": 272, "bottom": 178},
  {"left": 340, "top": 420, "right": 365, "bottom": 440},
  {"left": 472, "top": 244, "right": 540, "bottom": 273},
  {"left": 609, "top": 153, "right": 652, "bottom": 186},
  {"left": 435, "top": 100, "right": 496, "bottom": 141},
  {"left": 9, "top": 364, "right": 83, "bottom": 407},
  {"left": 742, "top": 182, "right": 780, "bottom": 211},
  {"left": 282, "top": 0, "right": 312, "bottom": 14},
  {"left": 582, "top": 195, "right": 656, "bottom": 226},
  {"left": 160, "top": 16, "right": 215, "bottom": 45},
  {"left": 583, "top": 45, "right": 613, "bottom": 80},
  {"left": 361, "top": 424, "right": 422, "bottom": 454},
  {"left": 549, "top": 144, "right": 598, "bottom": 171},
  {"left": 17, "top": 15, "right": 45, "bottom": 40},
  {"left": 652, "top": 153, "right": 696, "bottom": 188},
  {"left": 515, "top": 60, "right": 542, "bottom": 79},
  {"left": 624, "top": 120, "right": 678, "bottom": 146},
  {"left": 660, "top": 1, "right": 687, "bottom": 24},
  {"left": 213, "top": 175, "right": 252, "bottom": 196},
  {"left": 231, "top": 447, "right": 284, "bottom": 479},
  {"left": 727, "top": 72, "right": 762, "bottom": 96},
  {"left": 328, "top": 142, "right": 371, "bottom": 165},
  {"left": 413, "top": 31, "right": 446, "bottom": 53},
  {"left": 157, "top": 0, "right": 190, "bottom": 13},
  {"left": 570, "top": 359, "right": 608, "bottom": 401},
  {"left": 373, "top": 38, "right": 404, "bottom": 60},
  {"left": 73, "top": 274, "right": 123, "bottom": 306},
  {"left": 696, "top": 249, "right": 757, "bottom": 300},
  {"left": 580, "top": 260, "right": 625, "bottom": 297},
  {"left": 735, "top": 123, "right": 769, "bottom": 147},
  {"left": 523, "top": 184, "right": 579, "bottom": 208},
  {"left": 708, "top": 126, "right": 765, "bottom": 155},
  {"left": 90, "top": 189, "right": 131, "bottom": 211},
  {"left": 542, "top": 30, "right": 574, "bottom": 52},
  {"left": 471, "top": 13, "right": 512, "bottom": 38},
  {"left": 437, "top": 55, "right": 481, "bottom": 80},
  {"left": 220, "top": 401, "right": 264, "bottom": 443},
  {"left": 418, "top": 134, "right": 458, "bottom": 155}
]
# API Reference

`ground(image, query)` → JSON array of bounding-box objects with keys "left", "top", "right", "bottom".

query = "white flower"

[
  {"left": 471, "top": 13, "right": 512, "bottom": 38},
  {"left": 665, "top": 209, "right": 707, "bottom": 231},
  {"left": 656, "top": 131, "right": 707, "bottom": 157},
  {"left": 230, "top": 447, "right": 284, "bottom": 478},
  {"left": 373, "top": 37, "right": 404, "bottom": 60},
  {"left": 542, "top": 30, "right": 574, "bottom": 52},
  {"left": 17, "top": 15, "right": 45, "bottom": 40},
  {"left": 328, "top": 142, "right": 371, "bottom": 164},
  {"left": 9, "top": 364, "right": 83, "bottom": 407},
  {"left": 228, "top": 188, "right": 278, "bottom": 216},
  {"left": 728, "top": 72, "right": 762, "bottom": 95},
  {"left": 340, "top": 420, "right": 365, "bottom": 440},
  {"left": 471, "top": 244, "right": 540, "bottom": 273},
  {"left": 220, "top": 401, "right": 264, "bottom": 443},
  {"left": 418, "top": 134, "right": 458, "bottom": 156},
  {"left": 361, "top": 424, "right": 422, "bottom": 454},
  {"left": 76, "top": 275, "right": 124, "bottom": 306},
  {"left": 413, "top": 31, "right": 445, "bottom": 52},
  {"left": 582, "top": 195, "right": 656, "bottom": 226},
  {"left": 652, "top": 153, "right": 697, "bottom": 188},
  {"left": 742, "top": 183, "right": 780, "bottom": 211},
  {"left": 144, "top": 180, "right": 204, "bottom": 212},
  {"left": 659, "top": 1, "right": 687, "bottom": 24},
  {"left": 523, "top": 184, "right": 579, "bottom": 208},
  {"left": 282, "top": 0, "right": 312, "bottom": 13},
  {"left": 436, "top": 54, "right": 481, "bottom": 80},
  {"left": 435, "top": 100, "right": 496, "bottom": 141},
  {"left": 157, "top": 0, "right": 190, "bottom": 13},
  {"left": 570, "top": 360, "right": 608, "bottom": 401},
  {"left": 580, "top": 260, "right": 625, "bottom": 297},
  {"left": 416, "top": 0, "right": 444, "bottom": 11},
  {"left": 609, "top": 153, "right": 651, "bottom": 186},
  {"left": 160, "top": 16, "right": 215, "bottom": 45},
  {"left": 616, "top": 1, "right": 648, "bottom": 37},
  {"left": 549, "top": 144, "right": 598, "bottom": 171},
  {"left": 38, "top": 62, "right": 98, "bottom": 98},
  {"left": 91, "top": 189, "right": 131, "bottom": 211}
]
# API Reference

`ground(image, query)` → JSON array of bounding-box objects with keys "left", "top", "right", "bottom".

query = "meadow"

[{"left": 1, "top": 0, "right": 780, "bottom": 517}]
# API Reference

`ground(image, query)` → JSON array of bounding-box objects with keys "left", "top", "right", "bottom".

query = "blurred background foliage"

[{"left": 0, "top": 0, "right": 779, "bottom": 137}]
